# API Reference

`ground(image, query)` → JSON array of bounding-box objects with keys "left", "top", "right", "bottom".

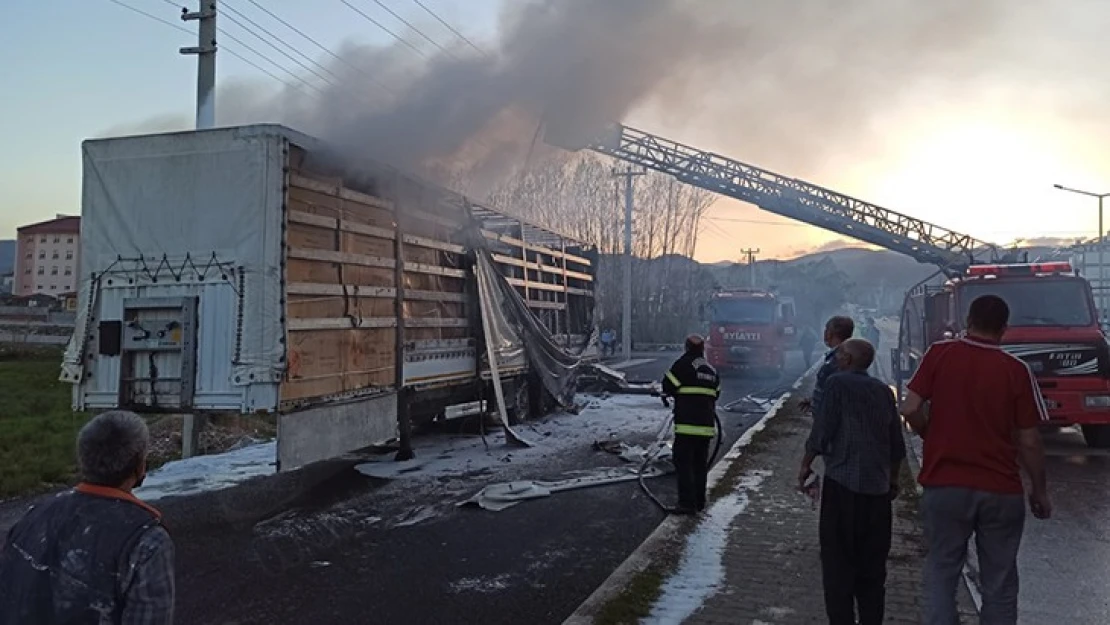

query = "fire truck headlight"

[{"left": 1084, "top": 395, "right": 1110, "bottom": 408}]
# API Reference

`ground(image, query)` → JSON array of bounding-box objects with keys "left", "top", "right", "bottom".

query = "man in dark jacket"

[
  {"left": 0, "top": 410, "right": 175, "bottom": 625},
  {"left": 800, "top": 316, "right": 855, "bottom": 417},
  {"left": 661, "top": 334, "right": 721, "bottom": 514}
]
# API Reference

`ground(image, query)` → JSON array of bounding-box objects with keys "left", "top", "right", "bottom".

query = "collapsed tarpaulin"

[
  {"left": 459, "top": 437, "right": 674, "bottom": 512},
  {"left": 459, "top": 462, "right": 673, "bottom": 512},
  {"left": 473, "top": 248, "right": 598, "bottom": 410}
]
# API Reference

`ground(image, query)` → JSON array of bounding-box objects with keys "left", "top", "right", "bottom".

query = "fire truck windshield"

[
  {"left": 711, "top": 299, "right": 776, "bottom": 325},
  {"left": 958, "top": 279, "right": 1094, "bottom": 327}
]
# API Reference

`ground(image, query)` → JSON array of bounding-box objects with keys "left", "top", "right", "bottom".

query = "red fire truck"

[
  {"left": 893, "top": 261, "right": 1110, "bottom": 448},
  {"left": 706, "top": 289, "right": 796, "bottom": 375}
]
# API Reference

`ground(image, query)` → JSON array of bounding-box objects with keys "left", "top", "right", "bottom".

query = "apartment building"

[{"left": 13, "top": 215, "right": 81, "bottom": 297}]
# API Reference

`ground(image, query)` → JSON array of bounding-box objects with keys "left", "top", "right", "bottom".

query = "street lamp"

[{"left": 1054, "top": 184, "right": 1110, "bottom": 321}]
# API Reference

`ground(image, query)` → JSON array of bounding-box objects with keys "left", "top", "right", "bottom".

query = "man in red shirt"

[{"left": 900, "top": 294, "right": 1050, "bottom": 625}]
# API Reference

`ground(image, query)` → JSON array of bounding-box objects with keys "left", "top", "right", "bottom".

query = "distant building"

[
  {"left": 0, "top": 239, "right": 14, "bottom": 275},
  {"left": 13, "top": 215, "right": 81, "bottom": 297},
  {"left": 0, "top": 273, "right": 12, "bottom": 295}
]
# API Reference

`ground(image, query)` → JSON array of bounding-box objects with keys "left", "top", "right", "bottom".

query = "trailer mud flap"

[{"left": 277, "top": 392, "right": 398, "bottom": 472}]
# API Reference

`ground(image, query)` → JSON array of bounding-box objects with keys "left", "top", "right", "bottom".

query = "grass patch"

[
  {"left": 708, "top": 405, "right": 796, "bottom": 501},
  {"left": 594, "top": 563, "right": 669, "bottom": 625},
  {"left": 0, "top": 354, "right": 90, "bottom": 498}
]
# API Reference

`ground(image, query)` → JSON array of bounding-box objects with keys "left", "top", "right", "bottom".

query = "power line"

[
  {"left": 111, "top": 0, "right": 188, "bottom": 33},
  {"left": 704, "top": 216, "right": 810, "bottom": 227},
  {"left": 222, "top": 2, "right": 342, "bottom": 82},
  {"left": 218, "top": 9, "right": 337, "bottom": 89},
  {"left": 368, "top": 0, "right": 457, "bottom": 59},
  {"left": 239, "top": 0, "right": 396, "bottom": 94},
  {"left": 216, "top": 26, "right": 327, "bottom": 94},
  {"left": 410, "top": 0, "right": 485, "bottom": 56},
  {"left": 107, "top": 0, "right": 314, "bottom": 95},
  {"left": 157, "top": 0, "right": 329, "bottom": 93},
  {"left": 340, "top": 0, "right": 428, "bottom": 58}
]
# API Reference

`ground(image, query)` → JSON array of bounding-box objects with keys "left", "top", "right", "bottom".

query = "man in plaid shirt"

[
  {"left": 0, "top": 411, "right": 175, "bottom": 625},
  {"left": 799, "top": 338, "right": 905, "bottom": 625}
]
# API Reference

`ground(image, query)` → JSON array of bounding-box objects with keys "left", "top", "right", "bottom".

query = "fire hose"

[{"left": 638, "top": 393, "right": 724, "bottom": 514}]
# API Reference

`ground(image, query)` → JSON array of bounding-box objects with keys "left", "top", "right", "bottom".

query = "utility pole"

[
  {"left": 1054, "top": 184, "right": 1110, "bottom": 320},
  {"left": 740, "top": 248, "right": 760, "bottom": 288},
  {"left": 181, "top": 1, "right": 218, "bottom": 129},
  {"left": 613, "top": 168, "right": 644, "bottom": 360}
]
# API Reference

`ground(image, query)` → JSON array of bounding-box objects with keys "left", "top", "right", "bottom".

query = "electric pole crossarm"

[{"left": 582, "top": 124, "right": 1003, "bottom": 274}]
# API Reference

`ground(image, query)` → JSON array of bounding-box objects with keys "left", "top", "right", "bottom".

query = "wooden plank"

[
  {"left": 491, "top": 253, "right": 593, "bottom": 282},
  {"left": 287, "top": 294, "right": 394, "bottom": 320},
  {"left": 402, "top": 233, "right": 465, "bottom": 254},
  {"left": 282, "top": 328, "right": 395, "bottom": 401},
  {"left": 407, "top": 207, "right": 465, "bottom": 229},
  {"left": 287, "top": 317, "right": 398, "bottom": 331},
  {"left": 481, "top": 229, "right": 592, "bottom": 266},
  {"left": 288, "top": 247, "right": 396, "bottom": 270},
  {"left": 403, "top": 261, "right": 466, "bottom": 279},
  {"left": 290, "top": 173, "right": 395, "bottom": 211},
  {"left": 506, "top": 277, "right": 591, "bottom": 297},
  {"left": 406, "top": 289, "right": 467, "bottom": 303},
  {"left": 289, "top": 210, "right": 396, "bottom": 241},
  {"left": 287, "top": 190, "right": 393, "bottom": 230},
  {"left": 526, "top": 300, "right": 566, "bottom": 311},
  {"left": 404, "top": 317, "right": 470, "bottom": 328},
  {"left": 286, "top": 282, "right": 396, "bottom": 298}
]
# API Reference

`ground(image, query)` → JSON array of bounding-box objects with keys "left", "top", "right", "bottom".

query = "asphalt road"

[
  {"left": 162, "top": 351, "right": 809, "bottom": 625},
  {"left": 1008, "top": 427, "right": 1110, "bottom": 625}
]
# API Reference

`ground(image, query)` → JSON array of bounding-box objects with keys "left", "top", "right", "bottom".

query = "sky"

[{"left": 5, "top": 0, "right": 1110, "bottom": 262}]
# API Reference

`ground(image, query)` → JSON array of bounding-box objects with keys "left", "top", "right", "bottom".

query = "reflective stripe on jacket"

[{"left": 661, "top": 351, "right": 720, "bottom": 437}]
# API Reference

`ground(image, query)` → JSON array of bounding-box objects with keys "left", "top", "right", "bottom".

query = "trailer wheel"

[{"left": 1081, "top": 424, "right": 1110, "bottom": 449}]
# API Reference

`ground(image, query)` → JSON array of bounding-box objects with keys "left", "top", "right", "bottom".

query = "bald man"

[
  {"left": 661, "top": 335, "right": 721, "bottom": 514},
  {"left": 798, "top": 338, "right": 906, "bottom": 625}
]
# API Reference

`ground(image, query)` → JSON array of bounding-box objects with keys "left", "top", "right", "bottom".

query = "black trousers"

[
  {"left": 819, "top": 476, "right": 893, "bottom": 625},
  {"left": 672, "top": 434, "right": 711, "bottom": 510}
]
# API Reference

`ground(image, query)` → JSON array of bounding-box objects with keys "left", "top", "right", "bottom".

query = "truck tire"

[{"left": 1082, "top": 424, "right": 1110, "bottom": 449}]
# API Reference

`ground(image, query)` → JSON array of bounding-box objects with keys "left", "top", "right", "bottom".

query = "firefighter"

[{"left": 661, "top": 334, "right": 721, "bottom": 514}]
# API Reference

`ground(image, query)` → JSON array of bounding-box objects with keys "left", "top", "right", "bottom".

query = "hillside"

[{"left": 705, "top": 244, "right": 1070, "bottom": 317}]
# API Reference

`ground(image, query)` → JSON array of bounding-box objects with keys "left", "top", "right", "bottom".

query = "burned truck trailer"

[{"left": 61, "top": 124, "right": 598, "bottom": 470}]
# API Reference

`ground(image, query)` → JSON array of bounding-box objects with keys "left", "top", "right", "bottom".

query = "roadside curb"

[{"left": 562, "top": 364, "right": 816, "bottom": 625}]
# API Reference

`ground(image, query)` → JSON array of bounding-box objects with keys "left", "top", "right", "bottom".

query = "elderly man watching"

[
  {"left": 0, "top": 410, "right": 175, "bottom": 625},
  {"left": 799, "top": 338, "right": 906, "bottom": 625}
]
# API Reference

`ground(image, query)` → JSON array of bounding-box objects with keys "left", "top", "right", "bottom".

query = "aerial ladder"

[{"left": 545, "top": 123, "right": 1016, "bottom": 276}]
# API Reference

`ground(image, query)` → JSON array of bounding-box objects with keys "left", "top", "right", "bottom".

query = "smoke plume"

[{"left": 111, "top": 0, "right": 1105, "bottom": 196}]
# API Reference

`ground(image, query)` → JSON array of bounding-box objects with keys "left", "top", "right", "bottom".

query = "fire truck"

[
  {"left": 705, "top": 289, "right": 796, "bottom": 375},
  {"left": 892, "top": 261, "right": 1110, "bottom": 448}
]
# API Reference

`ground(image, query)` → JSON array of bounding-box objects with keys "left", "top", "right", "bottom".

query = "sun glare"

[{"left": 867, "top": 119, "right": 1101, "bottom": 245}]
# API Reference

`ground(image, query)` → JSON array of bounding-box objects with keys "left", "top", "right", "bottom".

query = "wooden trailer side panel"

[
  {"left": 280, "top": 172, "right": 399, "bottom": 405},
  {"left": 279, "top": 168, "right": 485, "bottom": 406}
]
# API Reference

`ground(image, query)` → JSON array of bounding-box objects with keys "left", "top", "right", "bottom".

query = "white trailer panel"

[{"left": 65, "top": 125, "right": 293, "bottom": 412}]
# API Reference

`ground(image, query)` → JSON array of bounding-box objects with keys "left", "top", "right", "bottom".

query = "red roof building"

[{"left": 14, "top": 215, "right": 81, "bottom": 297}]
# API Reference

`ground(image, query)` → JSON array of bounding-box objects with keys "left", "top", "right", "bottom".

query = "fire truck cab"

[
  {"left": 706, "top": 289, "right": 795, "bottom": 375},
  {"left": 893, "top": 261, "right": 1110, "bottom": 448}
]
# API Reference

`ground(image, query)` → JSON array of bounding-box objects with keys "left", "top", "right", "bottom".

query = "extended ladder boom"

[{"left": 551, "top": 123, "right": 1005, "bottom": 274}]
